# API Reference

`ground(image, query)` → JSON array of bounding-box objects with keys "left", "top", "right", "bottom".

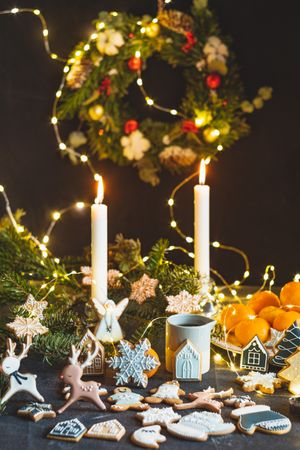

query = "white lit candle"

[
  {"left": 91, "top": 177, "right": 107, "bottom": 303},
  {"left": 194, "top": 160, "right": 210, "bottom": 277}
]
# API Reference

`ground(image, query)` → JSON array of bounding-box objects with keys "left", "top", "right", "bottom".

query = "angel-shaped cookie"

[{"left": 92, "top": 298, "right": 128, "bottom": 343}]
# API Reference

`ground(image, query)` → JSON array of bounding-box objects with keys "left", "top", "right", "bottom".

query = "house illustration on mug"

[
  {"left": 240, "top": 335, "right": 268, "bottom": 372},
  {"left": 173, "top": 339, "right": 202, "bottom": 381}
]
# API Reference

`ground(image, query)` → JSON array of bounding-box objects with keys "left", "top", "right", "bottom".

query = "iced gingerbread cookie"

[
  {"left": 17, "top": 402, "right": 56, "bottom": 422},
  {"left": 0, "top": 338, "right": 44, "bottom": 405},
  {"left": 236, "top": 371, "right": 282, "bottom": 394},
  {"left": 108, "top": 339, "right": 160, "bottom": 388},
  {"left": 175, "top": 387, "right": 233, "bottom": 413},
  {"left": 167, "top": 411, "right": 235, "bottom": 441},
  {"left": 145, "top": 380, "right": 185, "bottom": 405},
  {"left": 136, "top": 407, "right": 181, "bottom": 427},
  {"left": 85, "top": 419, "right": 125, "bottom": 441},
  {"left": 224, "top": 394, "right": 256, "bottom": 408},
  {"left": 230, "top": 405, "right": 292, "bottom": 435},
  {"left": 47, "top": 418, "right": 87, "bottom": 442},
  {"left": 108, "top": 387, "right": 149, "bottom": 411},
  {"left": 131, "top": 425, "right": 166, "bottom": 449}
]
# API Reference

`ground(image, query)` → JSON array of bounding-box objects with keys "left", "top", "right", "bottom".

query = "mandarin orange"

[
  {"left": 145, "top": 348, "right": 160, "bottom": 378},
  {"left": 247, "top": 290, "right": 280, "bottom": 313},
  {"left": 280, "top": 282, "right": 300, "bottom": 308},
  {"left": 258, "top": 306, "right": 283, "bottom": 326},
  {"left": 234, "top": 317, "right": 270, "bottom": 346},
  {"left": 220, "top": 304, "right": 256, "bottom": 331},
  {"left": 273, "top": 311, "right": 300, "bottom": 331}
]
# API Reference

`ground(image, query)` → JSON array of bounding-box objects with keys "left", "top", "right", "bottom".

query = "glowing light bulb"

[
  {"left": 263, "top": 273, "right": 269, "bottom": 280},
  {"left": 234, "top": 280, "right": 240, "bottom": 286},
  {"left": 17, "top": 225, "right": 24, "bottom": 233},
  {"left": 90, "top": 33, "right": 98, "bottom": 40},
  {"left": 186, "top": 236, "right": 193, "bottom": 243},
  {"left": 294, "top": 273, "right": 300, "bottom": 282},
  {"left": 212, "top": 241, "right": 220, "bottom": 248},
  {"left": 43, "top": 235, "right": 49, "bottom": 244},
  {"left": 214, "top": 354, "right": 222, "bottom": 362},
  {"left": 59, "top": 143, "right": 66, "bottom": 150},
  {"left": 170, "top": 109, "right": 178, "bottom": 115},
  {"left": 39, "top": 244, "right": 47, "bottom": 251},
  {"left": 43, "top": 29, "right": 49, "bottom": 37},
  {"left": 76, "top": 201, "right": 85, "bottom": 209},
  {"left": 0, "top": 185, "right": 4, "bottom": 192},
  {"left": 246, "top": 294, "right": 253, "bottom": 299},
  {"left": 135, "top": 50, "right": 141, "bottom": 58},
  {"left": 33, "top": 9, "right": 40, "bottom": 15},
  {"left": 75, "top": 50, "right": 82, "bottom": 57},
  {"left": 94, "top": 173, "right": 101, "bottom": 181},
  {"left": 143, "top": 256, "right": 149, "bottom": 262},
  {"left": 52, "top": 211, "right": 61, "bottom": 221},
  {"left": 51, "top": 116, "right": 58, "bottom": 125},
  {"left": 11, "top": 8, "right": 19, "bottom": 14},
  {"left": 152, "top": 18, "right": 158, "bottom": 23},
  {"left": 168, "top": 198, "right": 174, "bottom": 206},
  {"left": 217, "top": 144, "right": 223, "bottom": 151},
  {"left": 42, "top": 251, "right": 48, "bottom": 258},
  {"left": 168, "top": 246, "right": 175, "bottom": 251},
  {"left": 140, "top": 27, "right": 146, "bottom": 34},
  {"left": 51, "top": 53, "right": 58, "bottom": 60},
  {"left": 244, "top": 270, "right": 250, "bottom": 278},
  {"left": 146, "top": 97, "right": 154, "bottom": 106},
  {"left": 137, "top": 78, "right": 143, "bottom": 86},
  {"left": 54, "top": 257, "right": 60, "bottom": 264},
  {"left": 188, "top": 252, "right": 195, "bottom": 258},
  {"left": 97, "top": 22, "right": 105, "bottom": 30},
  {"left": 80, "top": 154, "right": 88, "bottom": 162},
  {"left": 170, "top": 220, "right": 177, "bottom": 228},
  {"left": 231, "top": 289, "right": 237, "bottom": 296},
  {"left": 63, "top": 66, "right": 70, "bottom": 73},
  {"left": 111, "top": 11, "right": 118, "bottom": 16},
  {"left": 84, "top": 44, "right": 90, "bottom": 51}
]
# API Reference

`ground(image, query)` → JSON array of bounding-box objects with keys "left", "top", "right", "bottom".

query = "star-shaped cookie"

[
  {"left": 17, "top": 402, "right": 56, "bottom": 422},
  {"left": 136, "top": 407, "right": 181, "bottom": 427}
]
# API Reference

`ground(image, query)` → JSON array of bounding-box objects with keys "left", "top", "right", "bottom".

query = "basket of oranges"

[{"left": 212, "top": 281, "right": 300, "bottom": 354}]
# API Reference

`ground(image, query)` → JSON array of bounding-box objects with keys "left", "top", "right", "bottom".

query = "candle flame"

[
  {"left": 199, "top": 160, "right": 206, "bottom": 185},
  {"left": 95, "top": 176, "right": 104, "bottom": 204}
]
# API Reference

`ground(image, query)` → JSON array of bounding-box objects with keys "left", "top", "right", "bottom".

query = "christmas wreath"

[{"left": 58, "top": 0, "right": 272, "bottom": 184}]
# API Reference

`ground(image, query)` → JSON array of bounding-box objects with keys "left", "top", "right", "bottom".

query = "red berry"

[
  {"left": 128, "top": 56, "right": 142, "bottom": 71},
  {"left": 124, "top": 120, "right": 138, "bottom": 134},
  {"left": 182, "top": 120, "right": 198, "bottom": 133},
  {"left": 206, "top": 73, "right": 221, "bottom": 89}
]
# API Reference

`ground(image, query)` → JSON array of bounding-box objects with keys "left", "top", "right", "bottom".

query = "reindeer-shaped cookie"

[
  {"left": 57, "top": 341, "right": 106, "bottom": 414},
  {"left": 0, "top": 338, "right": 44, "bottom": 405}
]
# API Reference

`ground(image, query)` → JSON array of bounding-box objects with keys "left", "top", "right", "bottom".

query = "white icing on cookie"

[
  {"left": 137, "top": 407, "right": 181, "bottom": 426},
  {"left": 167, "top": 411, "right": 235, "bottom": 441},
  {"left": 231, "top": 405, "right": 270, "bottom": 418},
  {"left": 132, "top": 425, "right": 166, "bottom": 448},
  {"left": 153, "top": 383, "right": 180, "bottom": 399}
]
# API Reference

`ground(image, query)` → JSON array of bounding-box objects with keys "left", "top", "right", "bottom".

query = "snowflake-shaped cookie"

[
  {"left": 165, "top": 290, "right": 201, "bottom": 314},
  {"left": 236, "top": 371, "right": 282, "bottom": 394},
  {"left": 136, "top": 407, "right": 181, "bottom": 427},
  {"left": 108, "top": 339, "right": 160, "bottom": 388},
  {"left": 23, "top": 294, "right": 48, "bottom": 320}
]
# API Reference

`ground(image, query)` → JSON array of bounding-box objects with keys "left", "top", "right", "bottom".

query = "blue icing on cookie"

[{"left": 239, "top": 410, "right": 291, "bottom": 434}]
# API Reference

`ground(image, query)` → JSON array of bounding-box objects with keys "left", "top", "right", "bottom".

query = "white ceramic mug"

[{"left": 165, "top": 314, "right": 216, "bottom": 374}]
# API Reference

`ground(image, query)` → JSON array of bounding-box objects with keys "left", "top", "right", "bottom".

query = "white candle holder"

[{"left": 197, "top": 275, "right": 219, "bottom": 317}]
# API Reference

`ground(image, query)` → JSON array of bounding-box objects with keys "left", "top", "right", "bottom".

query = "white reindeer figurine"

[{"left": 0, "top": 338, "right": 44, "bottom": 405}]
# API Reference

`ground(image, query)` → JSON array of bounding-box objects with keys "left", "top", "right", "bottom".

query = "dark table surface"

[{"left": 0, "top": 350, "right": 299, "bottom": 450}]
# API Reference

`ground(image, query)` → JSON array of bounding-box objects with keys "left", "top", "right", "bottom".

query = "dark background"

[{"left": 0, "top": 0, "right": 299, "bottom": 285}]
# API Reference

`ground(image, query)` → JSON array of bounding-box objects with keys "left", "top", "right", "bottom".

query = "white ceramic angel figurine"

[{"left": 92, "top": 298, "right": 129, "bottom": 343}]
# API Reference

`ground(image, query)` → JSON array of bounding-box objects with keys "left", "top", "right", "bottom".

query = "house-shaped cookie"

[
  {"left": 240, "top": 335, "right": 268, "bottom": 372},
  {"left": 79, "top": 329, "right": 105, "bottom": 375},
  {"left": 173, "top": 339, "right": 202, "bottom": 381}
]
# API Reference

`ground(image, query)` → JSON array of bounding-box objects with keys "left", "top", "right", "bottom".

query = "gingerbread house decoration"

[
  {"left": 78, "top": 329, "right": 105, "bottom": 375},
  {"left": 240, "top": 335, "right": 268, "bottom": 372},
  {"left": 173, "top": 339, "right": 202, "bottom": 381}
]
